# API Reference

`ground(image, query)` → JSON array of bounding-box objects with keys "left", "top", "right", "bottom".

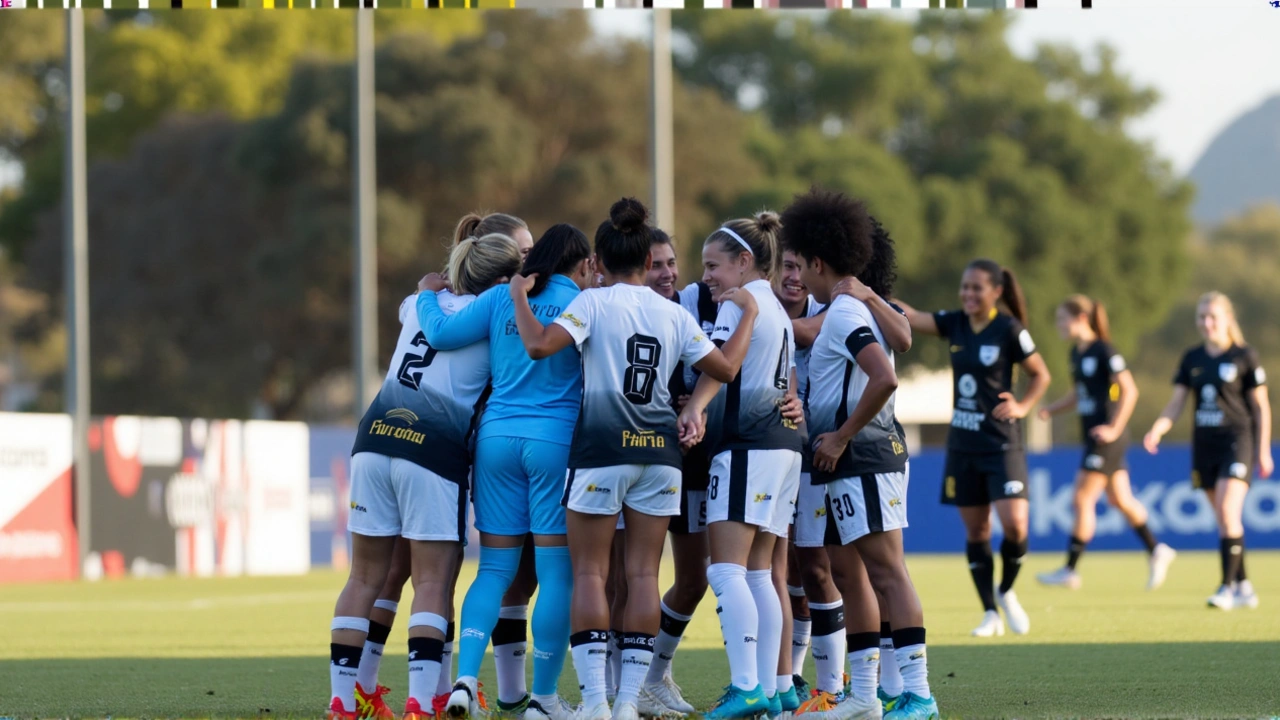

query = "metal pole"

[
  {"left": 650, "top": 9, "right": 675, "bottom": 235},
  {"left": 64, "top": 8, "right": 90, "bottom": 571},
  {"left": 353, "top": 9, "right": 378, "bottom": 420}
]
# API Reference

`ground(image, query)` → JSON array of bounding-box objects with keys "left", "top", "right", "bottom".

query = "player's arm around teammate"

[
  {"left": 895, "top": 260, "right": 1050, "bottom": 638},
  {"left": 1035, "top": 296, "right": 1174, "bottom": 592},
  {"left": 1144, "top": 292, "right": 1270, "bottom": 610}
]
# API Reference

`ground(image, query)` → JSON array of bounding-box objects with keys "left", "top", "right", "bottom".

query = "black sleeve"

[
  {"left": 1006, "top": 317, "right": 1037, "bottom": 363},
  {"left": 845, "top": 326, "right": 878, "bottom": 358},
  {"left": 1101, "top": 341, "right": 1127, "bottom": 377},
  {"left": 932, "top": 310, "right": 956, "bottom": 340},
  {"left": 1173, "top": 350, "right": 1192, "bottom": 387},
  {"left": 1242, "top": 347, "right": 1267, "bottom": 390}
]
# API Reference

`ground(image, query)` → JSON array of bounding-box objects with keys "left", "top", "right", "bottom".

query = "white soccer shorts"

[
  {"left": 348, "top": 452, "right": 466, "bottom": 542},
  {"left": 793, "top": 473, "right": 830, "bottom": 548},
  {"left": 706, "top": 449, "right": 802, "bottom": 537},
  {"left": 824, "top": 466, "right": 909, "bottom": 546},
  {"left": 564, "top": 464, "right": 683, "bottom": 518}
]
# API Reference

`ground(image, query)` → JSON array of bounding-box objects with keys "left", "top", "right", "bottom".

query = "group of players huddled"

[{"left": 326, "top": 187, "right": 1272, "bottom": 720}]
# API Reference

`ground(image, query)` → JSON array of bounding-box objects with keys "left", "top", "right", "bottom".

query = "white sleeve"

[
  {"left": 678, "top": 283, "right": 702, "bottom": 318},
  {"left": 399, "top": 295, "right": 415, "bottom": 324},
  {"left": 834, "top": 300, "right": 876, "bottom": 362},
  {"left": 554, "top": 291, "right": 595, "bottom": 348},
  {"left": 679, "top": 309, "right": 715, "bottom": 367},
  {"left": 711, "top": 301, "right": 743, "bottom": 345}
]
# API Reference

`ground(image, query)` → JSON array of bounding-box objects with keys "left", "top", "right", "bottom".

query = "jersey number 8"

[
  {"left": 397, "top": 331, "right": 438, "bottom": 392},
  {"left": 624, "top": 334, "right": 663, "bottom": 405}
]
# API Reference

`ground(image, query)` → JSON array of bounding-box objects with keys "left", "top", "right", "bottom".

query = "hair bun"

[
  {"left": 754, "top": 210, "right": 782, "bottom": 235},
  {"left": 610, "top": 197, "right": 649, "bottom": 234}
]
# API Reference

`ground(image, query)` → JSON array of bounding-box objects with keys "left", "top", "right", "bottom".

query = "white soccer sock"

[
  {"left": 357, "top": 625, "right": 390, "bottom": 692},
  {"left": 895, "top": 644, "right": 931, "bottom": 699},
  {"left": 407, "top": 613, "right": 449, "bottom": 706},
  {"left": 609, "top": 631, "right": 625, "bottom": 695},
  {"left": 878, "top": 626, "right": 903, "bottom": 697},
  {"left": 809, "top": 600, "right": 845, "bottom": 694},
  {"left": 437, "top": 628, "right": 455, "bottom": 697},
  {"left": 645, "top": 602, "right": 693, "bottom": 684},
  {"left": 617, "top": 633, "right": 654, "bottom": 707},
  {"left": 330, "top": 641, "right": 364, "bottom": 713},
  {"left": 494, "top": 606, "right": 529, "bottom": 704},
  {"left": 571, "top": 630, "right": 610, "bottom": 710},
  {"left": 746, "top": 569, "right": 782, "bottom": 697},
  {"left": 707, "top": 563, "right": 759, "bottom": 692},
  {"left": 776, "top": 674, "right": 793, "bottom": 694},
  {"left": 847, "top": 646, "right": 880, "bottom": 702},
  {"left": 790, "top": 617, "right": 812, "bottom": 675}
]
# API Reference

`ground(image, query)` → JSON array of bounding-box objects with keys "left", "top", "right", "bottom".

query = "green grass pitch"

[{"left": 2, "top": 551, "right": 1278, "bottom": 718}]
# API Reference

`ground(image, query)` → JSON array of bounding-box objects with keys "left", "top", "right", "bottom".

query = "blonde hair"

[
  {"left": 706, "top": 210, "right": 784, "bottom": 281},
  {"left": 447, "top": 233, "right": 523, "bottom": 297},
  {"left": 453, "top": 212, "right": 528, "bottom": 246},
  {"left": 1199, "top": 291, "right": 1246, "bottom": 346}
]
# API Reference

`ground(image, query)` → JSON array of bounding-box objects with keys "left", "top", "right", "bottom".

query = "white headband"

[{"left": 717, "top": 226, "right": 753, "bottom": 256}]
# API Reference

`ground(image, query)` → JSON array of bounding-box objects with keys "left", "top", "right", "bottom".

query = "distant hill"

[{"left": 1189, "top": 94, "right": 1280, "bottom": 226}]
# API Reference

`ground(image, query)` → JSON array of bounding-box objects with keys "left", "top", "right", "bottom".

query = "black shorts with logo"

[
  {"left": 941, "top": 449, "right": 1029, "bottom": 507},
  {"left": 1192, "top": 438, "right": 1253, "bottom": 492},
  {"left": 1080, "top": 435, "right": 1128, "bottom": 476}
]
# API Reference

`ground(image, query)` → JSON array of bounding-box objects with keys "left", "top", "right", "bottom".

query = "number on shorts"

[
  {"left": 623, "top": 333, "right": 663, "bottom": 405},
  {"left": 774, "top": 329, "right": 791, "bottom": 390},
  {"left": 396, "top": 331, "right": 438, "bottom": 391},
  {"left": 832, "top": 493, "right": 855, "bottom": 522},
  {"left": 709, "top": 475, "right": 720, "bottom": 500}
]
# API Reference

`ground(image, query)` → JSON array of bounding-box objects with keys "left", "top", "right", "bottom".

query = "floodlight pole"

[{"left": 353, "top": 9, "right": 378, "bottom": 419}]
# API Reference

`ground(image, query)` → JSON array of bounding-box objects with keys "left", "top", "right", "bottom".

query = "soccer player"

[
  {"left": 1144, "top": 291, "right": 1271, "bottom": 610},
  {"left": 511, "top": 198, "right": 759, "bottom": 720},
  {"left": 676, "top": 212, "right": 804, "bottom": 720},
  {"left": 327, "top": 233, "right": 524, "bottom": 720},
  {"left": 894, "top": 260, "right": 1050, "bottom": 637},
  {"left": 783, "top": 188, "right": 937, "bottom": 720},
  {"left": 354, "top": 213, "right": 538, "bottom": 719},
  {"left": 1036, "top": 295, "right": 1176, "bottom": 591},
  {"left": 419, "top": 224, "right": 596, "bottom": 720}
]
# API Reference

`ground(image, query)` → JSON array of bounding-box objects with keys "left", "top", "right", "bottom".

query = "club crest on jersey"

[
  {"left": 1081, "top": 357, "right": 1098, "bottom": 377},
  {"left": 980, "top": 345, "right": 1000, "bottom": 367},
  {"left": 1219, "top": 363, "right": 1238, "bottom": 383}
]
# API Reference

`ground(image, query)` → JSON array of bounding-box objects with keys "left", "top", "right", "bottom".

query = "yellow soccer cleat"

[{"left": 796, "top": 690, "right": 842, "bottom": 715}]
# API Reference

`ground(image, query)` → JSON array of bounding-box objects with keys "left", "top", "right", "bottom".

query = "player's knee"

[
  {"left": 800, "top": 560, "right": 831, "bottom": 595},
  {"left": 672, "top": 573, "right": 709, "bottom": 608}
]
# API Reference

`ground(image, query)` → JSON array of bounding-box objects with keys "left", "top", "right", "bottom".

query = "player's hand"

[
  {"left": 1036, "top": 407, "right": 1052, "bottom": 422},
  {"left": 1258, "top": 452, "right": 1274, "bottom": 479},
  {"left": 812, "top": 432, "right": 848, "bottom": 473},
  {"left": 722, "top": 287, "right": 757, "bottom": 314},
  {"left": 418, "top": 273, "right": 449, "bottom": 293},
  {"left": 991, "top": 392, "right": 1027, "bottom": 421},
  {"left": 508, "top": 273, "right": 538, "bottom": 299},
  {"left": 677, "top": 408, "right": 705, "bottom": 449},
  {"left": 1142, "top": 429, "right": 1162, "bottom": 455},
  {"left": 832, "top": 276, "right": 875, "bottom": 302},
  {"left": 1090, "top": 424, "right": 1122, "bottom": 444},
  {"left": 780, "top": 396, "right": 804, "bottom": 424},
  {"left": 675, "top": 394, "right": 691, "bottom": 413}
]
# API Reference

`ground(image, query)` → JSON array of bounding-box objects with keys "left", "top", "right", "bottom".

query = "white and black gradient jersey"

[
  {"left": 555, "top": 283, "right": 715, "bottom": 470},
  {"left": 793, "top": 295, "right": 825, "bottom": 406},
  {"left": 351, "top": 292, "right": 490, "bottom": 485},
  {"left": 704, "top": 279, "right": 804, "bottom": 457},
  {"left": 806, "top": 295, "right": 908, "bottom": 482}
]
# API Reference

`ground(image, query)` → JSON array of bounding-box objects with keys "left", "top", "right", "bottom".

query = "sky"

[{"left": 591, "top": 6, "right": 1280, "bottom": 175}]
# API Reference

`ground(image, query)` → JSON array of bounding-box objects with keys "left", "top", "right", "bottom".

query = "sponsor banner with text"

[{"left": 0, "top": 413, "right": 77, "bottom": 583}]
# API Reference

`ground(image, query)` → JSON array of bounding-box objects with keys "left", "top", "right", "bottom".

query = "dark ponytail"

[
  {"left": 1061, "top": 294, "right": 1111, "bottom": 343},
  {"left": 594, "top": 197, "right": 653, "bottom": 276},
  {"left": 968, "top": 258, "right": 1028, "bottom": 327},
  {"left": 521, "top": 223, "right": 591, "bottom": 297}
]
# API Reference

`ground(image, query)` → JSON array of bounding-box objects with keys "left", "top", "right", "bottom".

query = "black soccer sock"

[
  {"left": 998, "top": 537, "right": 1028, "bottom": 594},
  {"left": 1065, "top": 536, "right": 1087, "bottom": 571},
  {"left": 1133, "top": 524, "right": 1158, "bottom": 554},
  {"left": 1220, "top": 537, "right": 1244, "bottom": 586},
  {"left": 1236, "top": 539, "right": 1248, "bottom": 582},
  {"left": 965, "top": 541, "right": 997, "bottom": 612}
]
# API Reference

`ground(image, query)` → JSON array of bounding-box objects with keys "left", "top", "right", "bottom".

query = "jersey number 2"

[
  {"left": 397, "top": 331, "right": 438, "bottom": 391},
  {"left": 624, "top": 334, "right": 663, "bottom": 405}
]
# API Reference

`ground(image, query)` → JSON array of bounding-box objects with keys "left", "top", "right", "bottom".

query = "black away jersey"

[{"left": 933, "top": 309, "right": 1037, "bottom": 454}]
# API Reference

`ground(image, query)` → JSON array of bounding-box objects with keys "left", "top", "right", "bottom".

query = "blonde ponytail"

[
  {"left": 447, "top": 233, "right": 522, "bottom": 297},
  {"left": 1199, "top": 291, "right": 1246, "bottom": 346}
]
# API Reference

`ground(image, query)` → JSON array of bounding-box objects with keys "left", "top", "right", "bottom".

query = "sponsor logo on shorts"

[
  {"left": 754, "top": 493, "right": 773, "bottom": 503},
  {"left": 888, "top": 498, "right": 902, "bottom": 508},
  {"left": 1004, "top": 481, "right": 1025, "bottom": 496},
  {"left": 814, "top": 506, "right": 826, "bottom": 518},
  {"left": 349, "top": 501, "right": 368, "bottom": 513},
  {"left": 945, "top": 476, "right": 956, "bottom": 499},
  {"left": 1085, "top": 454, "right": 1104, "bottom": 470},
  {"left": 586, "top": 484, "right": 612, "bottom": 494},
  {"left": 622, "top": 429, "right": 666, "bottom": 448},
  {"left": 659, "top": 486, "right": 679, "bottom": 496},
  {"left": 1230, "top": 463, "right": 1248, "bottom": 479}
]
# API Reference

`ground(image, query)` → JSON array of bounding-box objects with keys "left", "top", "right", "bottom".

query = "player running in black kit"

[
  {"left": 1144, "top": 291, "right": 1272, "bottom": 611},
  {"left": 1036, "top": 295, "right": 1176, "bottom": 591},
  {"left": 895, "top": 259, "right": 1050, "bottom": 637}
]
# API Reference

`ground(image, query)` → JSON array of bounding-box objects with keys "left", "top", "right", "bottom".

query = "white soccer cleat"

[
  {"left": 1036, "top": 566, "right": 1082, "bottom": 590},
  {"left": 638, "top": 685, "right": 686, "bottom": 718},
  {"left": 614, "top": 701, "right": 644, "bottom": 720},
  {"left": 1207, "top": 584, "right": 1236, "bottom": 611},
  {"left": 1147, "top": 543, "right": 1177, "bottom": 590},
  {"left": 970, "top": 610, "right": 1005, "bottom": 638},
  {"left": 997, "top": 590, "right": 1030, "bottom": 635},
  {"left": 808, "top": 692, "right": 882, "bottom": 720},
  {"left": 528, "top": 696, "right": 578, "bottom": 720},
  {"left": 577, "top": 702, "right": 613, "bottom": 720},
  {"left": 447, "top": 679, "right": 485, "bottom": 720},
  {"left": 644, "top": 674, "right": 696, "bottom": 715},
  {"left": 1235, "top": 580, "right": 1260, "bottom": 610}
]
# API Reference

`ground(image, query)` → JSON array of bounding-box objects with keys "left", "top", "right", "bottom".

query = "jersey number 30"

[
  {"left": 397, "top": 332, "right": 438, "bottom": 391},
  {"left": 624, "top": 334, "right": 663, "bottom": 405}
]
